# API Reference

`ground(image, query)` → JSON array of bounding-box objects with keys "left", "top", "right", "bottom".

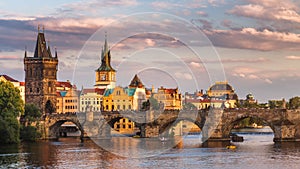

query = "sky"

[{"left": 0, "top": 0, "right": 300, "bottom": 102}]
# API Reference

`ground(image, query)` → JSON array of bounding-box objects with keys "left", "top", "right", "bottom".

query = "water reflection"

[{"left": 1, "top": 134, "right": 300, "bottom": 168}]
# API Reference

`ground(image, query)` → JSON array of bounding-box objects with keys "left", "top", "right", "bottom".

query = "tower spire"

[
  {"left": 55, "top": 48, "right": 58, "bottom": 58},
  {"left": 104, "top": 31, "right": 108, "bottom": 54},
  {"left": 47, "top": 40, "right": 52, "bottom": 58},
  {"left": 24, "top": 46, "right": 27, "bottom": 57}
]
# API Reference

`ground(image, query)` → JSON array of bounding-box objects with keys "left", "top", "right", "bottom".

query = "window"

[
  {"left": 101, "top": 74, "right": 106, "bottom": 81},
  {"left": 30, "top": 88, "right": 32, "bottom": 93},
  {"left": 117, "top": 105, "right": 120, "bottom": 110},
  {"left": 128, "top": 105, "right": 131, "bottom": 109},
  {"left": 128, "top": 125, "right": 132, "bottom": 129},
  {"left": 123, "top": 105, "right": 126, "bottom": 110},
  {"left": 116, "top": 91, "right": 120, "bottom": 95}
]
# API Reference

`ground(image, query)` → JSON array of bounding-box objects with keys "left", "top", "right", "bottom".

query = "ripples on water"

[{"left": 1, "top": 133, "right": 300, "bottom": 169}]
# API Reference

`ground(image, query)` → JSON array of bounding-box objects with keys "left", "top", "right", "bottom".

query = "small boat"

[
  {"left": 159, "top": 136, "right": 169, "bottom": 142},
  {"left": 226, "top": 145, "right": 236, "bottom": 149},
  {"left": 132, "top": 135, "right": 140, "bottom": 138}
]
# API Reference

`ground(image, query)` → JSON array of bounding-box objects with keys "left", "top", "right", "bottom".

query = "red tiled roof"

[
  {"left": 20, "top": 82, "right": 25, "bottom": 86},
  {"left": 81, "top": 88, "right": 105, "bottom": 95},
  {"left": 56, "top": 91, "right": 61, "bottom": 97},
  {"left": 165, "top": 89, "right": 177, "bottom": 94},
  {"left": 0, "top": 75, "right": 19, "bottom": 82},
  {"left": 56, "top": 81, "right": 73, "bottom": 88}
]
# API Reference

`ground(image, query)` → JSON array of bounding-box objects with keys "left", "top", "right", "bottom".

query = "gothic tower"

[
  {"left": 24, "top": 28, "right": 58, "bottom": 114},
  {"left": 95, "top": 34, "right": 116, "bottom": 89}
]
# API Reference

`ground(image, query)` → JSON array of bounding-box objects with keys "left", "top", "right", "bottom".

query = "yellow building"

[
  {"left": 153, "top": 87, "right": 182, "bottom": 110},
  {"left": 94, "top": 34, "right": 116, "bottom": 89},
  {"left": 113, "top": 118, "right": 135, "bottom": 134},
  {"left": 102, "top": 86, "right": 136, "bottom": 134},
  {"left": 56, "top": 81, "right": 80, "bottom": 114},
  {"left": 102, "top": 86, "right": 135, "bottom": 111}
]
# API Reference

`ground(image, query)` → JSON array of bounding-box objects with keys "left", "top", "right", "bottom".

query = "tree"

[
  {"left": 183, "top": 102, "right": 197, "bottom": 110},
  {"left": 149, "top": 96, "right": 160, "bottom": 110},
  {"left": 0, "top": 81, "right": 24, "bottom": 144},
  {"left": 289, "top": 97, "right": 300, "bottom": 109},
  {"left": 23, "top": 104, "right": 42, "bottom": 125},
  {"left": 20, "top": 104, "right": 42, "bottom": 141}
]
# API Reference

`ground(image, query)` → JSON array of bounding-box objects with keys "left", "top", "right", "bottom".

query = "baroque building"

[
  {"left": 56, "top": 81, "right": 80, "bottom": 114},
  {"left": 24, "top": 29, "right": 58, "bottom": 114},
  {"left": 94, "top": 34, "right": 116, "bottom": 89},
  {"left": 152, "top": 87, "right": 182, "bottom": 110},
  {"left": 79, "top": 88, "right": 105, "bottom": 112}
]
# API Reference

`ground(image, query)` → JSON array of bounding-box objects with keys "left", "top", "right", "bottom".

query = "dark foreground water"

[{"left": 1, "top": 133, "right": 300, "bottom": 169}]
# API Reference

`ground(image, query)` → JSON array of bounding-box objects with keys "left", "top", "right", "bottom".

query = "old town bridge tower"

[
  {"left": 24, "top": 28, "right": 58, "bottom": 114},
  {"left": 94, "top": 34, "right": 116, "bottom": 89}
]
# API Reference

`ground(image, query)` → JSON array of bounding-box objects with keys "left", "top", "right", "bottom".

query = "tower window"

[
  {"left": 101, "top": 74, "right": 106, "bottom": 81},
  {"left": 36, "top": 88, "right": 39, "bottom": 93}
]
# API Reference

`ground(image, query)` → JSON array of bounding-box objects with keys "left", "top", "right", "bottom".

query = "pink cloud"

[
  {"left": 204, "top": 27, "right": 300, "bottom": 51},
  {"left": 285, "top": 55, "right": 300, "bottom": 60},
  {"left": 29, "top": 17, "right": 115, "bottom": 32},
  {"left": 228, "top": 0, "right": 300, "bottom": 23}
]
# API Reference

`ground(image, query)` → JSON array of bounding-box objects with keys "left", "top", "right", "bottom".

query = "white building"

[{"left": 79, "top": 88, "right": 105, "bottom": 112}]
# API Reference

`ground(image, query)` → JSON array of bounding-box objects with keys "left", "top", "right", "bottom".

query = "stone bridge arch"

[
  {"left": 44, "top": 114, "right": 84, "bottom": 140},
  {"left": 158, "top": 117, "right": 203, "bottom": 134},
  {"left": 221, "top": 109, "right": 286, "bottom": 138}
]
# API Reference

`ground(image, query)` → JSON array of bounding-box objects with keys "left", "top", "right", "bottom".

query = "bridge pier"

[
  {"left": 141, "top": 125, "right": 159, "bottom": 138},
  {"left": 273, "top": 124, "right": 297, "bottom": 142}
]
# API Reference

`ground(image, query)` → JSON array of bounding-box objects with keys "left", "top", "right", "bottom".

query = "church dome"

[{"left": 209, "top": 82, "right": 234, "bottom": 91}]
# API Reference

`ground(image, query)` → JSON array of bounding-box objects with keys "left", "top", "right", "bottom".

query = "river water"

[{"left": 1, "top": 132, "right": 300, "bottom": 169}]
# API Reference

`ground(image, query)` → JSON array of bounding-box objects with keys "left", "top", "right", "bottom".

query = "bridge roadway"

[{"left": 40, "top": 108, "right": 300, "bottom": 143}]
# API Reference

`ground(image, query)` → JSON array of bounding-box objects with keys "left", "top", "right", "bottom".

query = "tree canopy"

[
  {"left": 289, "top": 97, "right": 300, "bottom": 109},
  {"left": 0, "top": 81, "right": 24, "bottom": 144}
]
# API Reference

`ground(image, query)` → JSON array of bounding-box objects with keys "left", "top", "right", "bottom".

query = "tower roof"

[
  {"left": 209, "top": 81, "right": 234, "bottom": 91},
  {"left": 96, "top": 33, "right": 116, "bottom": 72},
  {"left": 34, "top": 31, "right": 53, "bottom": 58},
  {"left": 129, "top": 74, "right": 144, "bottom": 88}
]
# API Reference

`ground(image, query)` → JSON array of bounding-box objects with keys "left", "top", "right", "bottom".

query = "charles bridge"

[{"left": 40, "top": 108, "right": 300, "bottom": 143}]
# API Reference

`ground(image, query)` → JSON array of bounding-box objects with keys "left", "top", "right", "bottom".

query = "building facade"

[
  {"left": 152, "top": 87, "right": 182, "bottom": 110},
  {"left": 79, "top": 88, "right": 105, "bottom": 112},
  {"left": 24, "top": 30, "right": 58, "bottom": 114},
  {"left": 128, "top": 74, "right": 147, "bottom": 111},
  {"left": 56, "top": 81, "right": 80, "bottom": 114},
  {"left": 102, "top": 86, "right": 135, "bottom": 111}
]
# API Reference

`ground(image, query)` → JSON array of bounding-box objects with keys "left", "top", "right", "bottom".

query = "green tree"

[
  {"left": 289, "top": 97, "right": 300, "bottom": 109},
  {"left": 20, "top": 104, "right": 42, "bottom": 141},
  {"left": 149, "top": 96, "right": 160, "bottom": 110},
  {"left": 20, "top": 125, "right": 41, "bottom": 141},
  {"left": 0, "top": 81, "right": 24, "bottom": 144},
  {"left": 183, "top": 102, "right": 197, "bottom": 110},
  {"left": 23, "top": 104, "right": 42, "bottom": 125}
]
